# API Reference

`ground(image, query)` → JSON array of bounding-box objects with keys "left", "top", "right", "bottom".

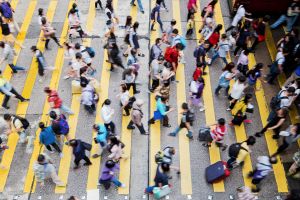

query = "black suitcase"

[{"left": 205, "top": 161, "right": 228, "bottom": 183}]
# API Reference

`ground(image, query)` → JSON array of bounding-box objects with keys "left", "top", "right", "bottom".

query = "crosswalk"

[{"left": 0, "top": 0, "right": 298, "bottom": 199}]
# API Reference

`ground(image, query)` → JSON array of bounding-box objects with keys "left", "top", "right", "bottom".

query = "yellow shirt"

[{"left": 236, "top": 142, "right": 249, "bottom": 163}]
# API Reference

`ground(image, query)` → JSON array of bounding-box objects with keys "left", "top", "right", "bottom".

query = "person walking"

[
  {"left": 234, "top": 21, "right": 251, "bottom": 56},
  {"left": 127, "top": 99, "right": 148, "bottom": 135},
  {"left": 149, "top": 55, "right": 163, "bottom": 92},
  {"left": 39, "top": 122, "right": 63, "bottom": 158},
  {"left": 81, "top": 81, "right": 98, "bottom": 114},
  {"left": 99, "top": 160, "right": 125, "bottom": 189},
  {"left": 107, "top": 136, "right": 126, "bottom": 162},
  {"left": 189, "top": 77, "right": 205, "bottom": 111},
  {"left": 225, "top": 4, "right": 249, "bottom": 32},
  {"left": 129, "top": 22, "right": 144, "bottom": 57},
  {"left": 69, "top": 139, "right": 92, "bottom": 169},
  {"left": 145, "top": 163, "right": 170, "bottom": 194},
  {"left": 148, "top": 97, "right": 175, "bottom": 127},
  {"left": 44, "top": 87, "right": 74, "bottom": 115},
  {"left": 0, "top": 41, "right": 26, "bottom": 73},
  {"left": 215, "top": 62, "right": 236, "bottom": 96},
  {"left": 187, "top": 0, "right": 198, "bottom": 20},
  {"left": 3, "top": 114, "right": 29, "bottom": 143},
  {"left": 150, "top": 1, "right": 163, "bottom": 32},
  {"left": 122, "top": 67, "right": 140, "bottom": 94},
  {"left": 0, "top": 0, "right": 20, "bottom": 32},
  {"left": 208, "top": 33, "right": 231, "bottom": 66},
  {"left": 49, "top": 111, "right": 71, "bottom": 145},
  {"left": 130, "top": 0, "right": 144, "bottom": 14},
  {"left": 0, "top": 16, "right": 23, "bottom": 48},
  {"left": 101, "top": 99, "right": 115, "bottom": 134},
  {"left": 169, "top": 102, "right": 194, "bottom": 139},
  {"left": 40, "top": 17, "right": 62, "bottom": 50},
  {"left": 33, "top": 154, "right": 65, "bottom": 187},
  {"left": 230, "top": 94, "right": 253, "bottom": 126},
  {"left": 92, "top": 123, "right": 109, "bottom": 158},
  {"left": 117, "top": 84, "right": 132, "bottom": 116},
  {"left": 0, "top": 70, "right": 29, "bottom": 109}
]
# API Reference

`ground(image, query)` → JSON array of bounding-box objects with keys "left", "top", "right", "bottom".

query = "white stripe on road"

[{"left": 87, "top": 189, "right": 99, "bottom": 200}]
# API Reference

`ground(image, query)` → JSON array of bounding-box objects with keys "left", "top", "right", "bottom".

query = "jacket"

[
  {"left": 108, "top": 143, "right": 123, "bottom": 160},
  {"left": 39, "top": 126, "right": 56, "bottom": 145},
  {"left": 81, "top": 85, "right": 95, "bottom": 106},
  {"left": 131, "top": 102, "right": 143, "bottom": 125},
  {"left": 253, "top": 156, "right": 273, "bottom": 179},
  {"left": 72, "top": 139, "right": 89, "bottom": 160}
]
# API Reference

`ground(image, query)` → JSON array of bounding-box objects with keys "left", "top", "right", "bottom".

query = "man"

[
  {"left": 0, "top": 41, "right": 26, "bottom": 73},
  {"left": 4, "top": 113, "right": 29, "bottom": 143},
  {"left": 149, "top": 55, "right": 164, "bottom": 92},
  {"left": 148, "top": 97, "right": 175, "bottom": 127},
  {"left": 127, "top": 99, "right": 148, "bottom": 135},
  {"left": 270, "top": 0, "right": 300, "bottom": 32},
  {"left": 194, "top": 41, "right": 209, "bottom": 74},
  {"left": 69, "top": 139, "right": 92, "bottom": 169},
  {"left": 0, "top": 70, "right": 29, "bottom": 109},
  {"left": 44, "top": 87, "right": 74, "bottom": 114},
  {"left": 164, "top": 43, "right": 182, "bottom": 72},
  {"left": 169, "top": 103, "right": 194, "bottom": 139},
  {"left": 130, "top": 0, "right": 144, "bottom": 14},
  {"left": 49, "top": 111, "right": 71, "bottom": 145}
]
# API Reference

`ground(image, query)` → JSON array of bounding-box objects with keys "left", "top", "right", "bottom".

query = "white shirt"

[
  {"left": 217, "top": 40, "right": 230, "bottom": 58},
  {"left": 120, "top": 91, "right": 130, "bottom": 106},
  {"left": 101, "top": 105, "right": 114, "bottom": 123},
  {"left": 237, "top": 51, "right": 249, "bottom": 65},
  {"left": 71, "top": 60, "right": 82, "bottom": 77},
  {"left": 231, "top": 5, "right": 245, "bottom": 27},
  {"left": 230, "top": 81, "right": 246, "bottom": 99},
  {"left": 276, "top": 51, "right": 285, "bottom": 65},
  {"left": 279, "top": 90, "right": 293, "bottom": 108}
]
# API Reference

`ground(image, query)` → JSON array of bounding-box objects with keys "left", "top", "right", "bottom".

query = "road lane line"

[
  {"left": 172, "top": 0, "right": 192, "bottom": 195},
  {"left": 0, "top": 0, "right": 56, "bottom": 193}
]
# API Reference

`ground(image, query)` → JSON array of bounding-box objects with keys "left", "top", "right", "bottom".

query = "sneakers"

[
  {"left": 120, "top": 183, "right": 126, "bottom": 188},
  {"left": 255, "top": 132, "right": 262, "bottom": 137},
  {"left": 199, "top": 107, "right": 205, "bottom": 112},
  {"left": 169, "top": 133, "right": 176, "bottom": 137},
  {"left": 226, "top": 107, "right": 231, "bottom": 111}
]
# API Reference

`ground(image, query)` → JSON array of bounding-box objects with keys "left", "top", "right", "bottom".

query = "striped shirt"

[{"left": 210, "top": 125, "right": 226, "bottom": 142}]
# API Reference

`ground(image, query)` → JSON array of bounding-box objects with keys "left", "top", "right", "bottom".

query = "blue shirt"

[
  {"left": 39, "top": 126, "right": 56, "bottom": 145},
  {"left": 156, "top": 98, "right": 167, "bottom": 116},
  {"left": 95, "top": 124, "right": 108, "bottom": 147}
]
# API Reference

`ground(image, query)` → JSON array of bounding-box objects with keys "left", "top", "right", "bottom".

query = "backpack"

[
  {"left": 269, "top": 90, "right": 288, "bottom": 110},
  {"left": 0, "top": 3, "right": 12, "bottom": 19},
  {"left": 13, "top": 115, "right": 30, "bottom": 130},
  {"left": 57, "top": 114, "right": 69, "bottom": 135},
  {"left": 155, "top": 146, "right": 173, "bottom": 164},
  {"left": 228, "top": 142, "right": 248, "bottom": 158},
  {"left": 186, "top": 110, "right": 195, "bottom": 124},
  {"left": 83, "top": 47, "right": 95, "bottom": 58},
  {"left": 193, "top": 45, "right": 205, "bottom": 58}
]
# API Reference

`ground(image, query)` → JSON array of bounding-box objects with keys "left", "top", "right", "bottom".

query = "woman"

[
  {"left": 230, "top": 93, "right": 253, "bottom": 126},
  {"left": 246, "top": 63, "right": 263, "bottom": 91},
  {"left": 201, "top": 0, "right": 218, "bottom": 20},
  {"left": 108, "top": 40, "right": 124, "bottom": 71},
  {"left": 99, "top": 160, "right": 125, "bottom": 189},
  {"left": 237, "top": 49, "right": 250, "bottom": 76},
  {"left": 127, "top": 99, "right": 147, "bottom": 135},
  {"left": 69, "top": 139, "right": 92, "bottom": 169},
  {"left": 122, "top": 67, "right": 139, "bottom": 94},
  {"left": 255, "top": 108, "right": 288, "bottom": 139},
  {"left": 101, "top": 99, "right": 115, "bottom": 134},
  {"left": 161, "top": 62, "right": 175, "bottom": 86},
  {"left": 145, "top": 163, "right": 170, "bottom": 194},
  {"left": 207, "top": 24, "right": 223, "bottom": 51},
  {"left": 251, "top": 16, "right": 270, "bottom": 51},
  {"left": 228, "top": 75, "right": 248, "bottom": 111},
  {"left": 273, "top": 123, "right": 300, "bottom": 156},
  {"left": 41, "top": 17, "right": 62, "bottom": 50},
  {"left": 277, "top": 33, "right": 293, "bottom": 51},
  {"left": 107, "top": 136, "right": 125, "bottom": 161},
  {"left": 68, "top": 8, "right": 86, "bottom": 40},
  {"left": 189, "top": 77, "right": 205, "bottom": 112},
  {"left": 117, "top": 84, "right": 131, "bottom": 116},
  {"left": 215, "top": 62, "right": 236, "bottom": 96},
  {"left": 129, "top": 22, "right": 144, "bottom": 57},
  {"left": 0, "top": 16, "right": 23, "bottom": 48},
  {"left": 92, "top": 123, "right": 108, "bottom": 158},
  {"left": 80, "top": 81, "right": 98, "bottom": 114},
  {"left": 234, "top": 21, "right": 251, "bottom": 56},
  {"left": 38, "top": 8, "right": 45, "bottom": 26}
]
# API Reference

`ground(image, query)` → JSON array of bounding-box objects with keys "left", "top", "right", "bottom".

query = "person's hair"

[
  {"left": 238, "top": 74, "right": 246, "bottom": 83},
  {"left": 269, "top": 156, "right": 278, "bottom": 164},
  {"left": 0, "top": 41, "right": 4, "bottom": 48},
  {"left": 170, "top": 19, "right": 176, "bottom": 25},
  {"left": 69, "top": 8, "right": 76, "bottom": 14},
  {"left": 39, "top": 122, "right": 46, "bottom": 129},
  {"left": 246, "top": 136, "right": 256, "bottom": 145},
  {"left": 37, "top": 154, "right": 45, "bottom": 162},
  {"left": 231, "top": 31, "right": 237, "bottom": 37},
  {"left": 197, "top": 77, "right": 205, "bottom": 85},
  {"left": 161, "top": 96, "right": 168, "bottom": 103},
  {"left": 49, "top": 110, "right": 57, "bottom": 120},
  {"left": 38, "top": 8, "right": 43, "bottom": 16},
  {"left": 182, "top": 102, "right": 188, "bottom": 110},
  {"left": 175, "top": 43, "right": 183, "bottom": 50},
  {"left": 287, "top": 86, "right": 296, "bottom": 94},
  {"left": 295, "top": 123, "right": 300, "bottom": 135},
  {"left": 125, "top": 16, "right": 132, "bottom": 27},
  {"left": 208, "top": 0, "right": 218, "bottom": 8},
  {"left": 75, "top": 52, "right": 82, "bottom": 59},
  {"left": 3, "top": 114, "right": 11, "bottom": 121},
  {"left": 93, "top": 124, "right": 99, "bottom": 131},
  {"left": 243, "top": 93, "right": 252, "bottom": 104},
  {"left": 221, "top": 33, "right": 227, "bottom": 39},
  {"left": 243, "top": 49, "right": 250, "bottom": 56},
  {"left": 130, "top": 48, "right": 137, "bottom": 56},
  {"left": 41, "top": 17, "right": 47, "bottom": 25},
  {"left": 43, "top": 87, "right": 51, "bottom": 93},
  {"left": 196, "top": 61, "right": 204, "bottom": 68},
  {"left": 30, "top": 46, "right": 38, "bottom": 52},
  {"left": 254, "top": 63, "right": 264, "bottom": 71},
  {"left": 222, "top": 62, "right": 235, "bottom": 72},
  {"left": 69, "top": 139, "right": 78, "bottom": 147},
  {"left": 263, "top": 15, "right": 270, "bottom": 22},
  {"left": 172, "top": 29, "right": 179, "bottom": 35},
  {"left": 105, "top": 160, "right": 116, "bottom": 168},
  {"left": 158, "top": 55, "right": 164, "bottom": 61},
  {"left": 133, "top": 22, "right": 139, "bottom": 31},
  {"left": 282, "top": 47, "right": 290, "bottom": 55},
  {"left": 213, "top": 24, "right": 223, "bottom": 33},
  {"left": 109, "top": 136, "right": 120, "bottom": 145},
  {"left": 74, "top": 43, "right": 81, "bottom": 49},
  {"left": 102, "top": 99, "right": 111, "bottom": 106},
  {"left": 218, "top": 118, "right": 225, "bottom": 126},
  {"left": 120, "top": 84, "right": 127, "bottom": 92},
  {"left": 292, "top": 28, "right": 299, "bottom": 38},
  {"left": 168, "top": 147, "right": 175, "bottom": 155},
  {"left": 161, "top": 163, "right": 170, "bottom": 172},
  {"left": 155, "top": 38, "right": 161, "bottom": 45},
  {"left": 72, "top": 3, "right": 77, "bottom": 9}
]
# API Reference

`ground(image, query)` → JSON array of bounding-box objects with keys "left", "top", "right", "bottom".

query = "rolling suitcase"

[{"left": 205, "top": 161, "right": 230, "bottom": 183}]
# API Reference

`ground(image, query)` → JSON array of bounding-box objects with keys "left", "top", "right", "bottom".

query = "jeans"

[
  {"left": 170, "top": 126, "right": 193, "bottom": 137},
  {"left": 60, "top": 104, "right": 74, "bottom": 114},
  {"left": 271, "top": 15, "right": 299, "bottom": 32},
  {"left": 215, "top": 85, "right": 229, "bottom": 95},
  {"left": 130, "top": 0, "right": 144, "bottom": 12},
  {"left": 151, "top": 18, "right": 163, "bottom": 32},
  {"left": 46, "top": 142, "right": 61, "bottom": 153},
  {"left": 111, "top": 177, "right": 122, "bottom": 187},
  {"left": 9, "top": 64, "right": 25, "bottom": 73},
  {"left": 2, "top": 87, "right": 26, "bottom": 107},
  {"left": 210, "top": 52, "right": 228, "bottom": 65}
]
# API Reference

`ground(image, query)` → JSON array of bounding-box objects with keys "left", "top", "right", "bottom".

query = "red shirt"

[
  {"left": 208, "top": 32, "right": 220, "bottom": 46},
  {"left": 187, "top": 0, "right": 196, "bottom": 10},
  {"left": 165, "top": 47, "right": 179, "bottom": 66},
  {"left": 48, "top": 90, "right": 62, "bottom": 109},
  {"left": 193, "top": 67, "right": 202, "bottom": 81}
]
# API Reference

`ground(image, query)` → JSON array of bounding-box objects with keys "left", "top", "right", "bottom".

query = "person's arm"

[
  {"left": 268, "top": 118, "right": 285, "bottom": 130},
  {"left": 192, "top": 3, "right": 198, "bottom": 12}
]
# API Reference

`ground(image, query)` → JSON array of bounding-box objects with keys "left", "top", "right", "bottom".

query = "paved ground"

[{"left": 0, "top": 0, "right": 299, "bottom": 200}]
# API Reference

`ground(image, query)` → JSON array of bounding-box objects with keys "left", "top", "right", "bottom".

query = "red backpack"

[{"left": 164, "top": 47, "right": 178, "bottom": 63}]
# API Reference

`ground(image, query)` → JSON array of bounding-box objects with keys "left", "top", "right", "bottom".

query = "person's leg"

[
  {"left": 45, "top": 39, "right": 50, "bottom": 49},
  {"left": 251, "top": 37, "right": 259, "bottom": 50},
  {"left": 268, "top": 72, "right": 279, "bottom": 84},
  {"left": 2, "top": 95, "right": 10, "bottom": 108},
  {"left": 51, "top": 142, "right": 61, "bottom": 153},
  {"left": 186, "top": 129, "right": 193, "bottom": 138},
  {"left": 270, "top": 15, "right": 287, "bottom": 29},
  {"left": 148, "top": 117, "right": 155, "bottom": 124},
  {"left": 150, "top": 20, "right": 155, "bottom": 31},
  {"left": 151, "top": 79, "right": 159, "bottom": 91},
  {"left": 256, "top": 123, "right": 271, "bottom": 137},
  {"left": 50, "top": 171, "right": 65, "bottom": 186},
  {"left": 136, "top": 123, "right": 146, "bottom": 134},
  {"left": 9, "top": 63, "right": 25, "bottom": 72},
  {"left": 127, "top": 120, "right": 135, "bottom": 129},
  {"left": 162, "top": 115, "right": 170, "bottom": 127},
  {"left": 221, "top": 57, "right": 228, "bottom": 65},
  {"left": 60, "top": 104, "right": 74, "bottom": 114},
  {"left": 109, "top": 121, "right": 115, "bottom": 134},
  {"left": 74, "top": 157, "right": 81, "bottom": 167},
  {"left": 84, "top": 105, "right": 94, "bottom": 114},
  {"left": 46, "top": 145, "right": 53, "bottom": 152},
  {"left": 215, "top": 85, "right": 222, "bottom": 95},
  {"left": 157, "top": 18, "right": 163, "bottom": 32},
  {"left": 225, "top": 26, "right": 234, "bottom": 32},
  {"left": 125, "top": 83, "right": 132, "bottom": 91},
  {"left": 169, "top": 126, "right": 181, "bottom": 136},
  {"left": 132, "top": 83, "right": 138, "bottom": 94},
  {"left": 51, "top": 35, "right": 61, "bottom": 47},
  {"left": 227, "top": 157, "right": 236, "bottom": 169},
  {"left": 130, "top": 0, "right": 135, "bottom": 5},
  {"left": 136, "top": 0, "right": 144, "bottom": 13},
  {"left": 10, "top": 88, "right": 26, "bottom": 101},
  {"left": 229, "top": 99, "right": 237, "bottom": 109},
  {"left": 274, "top": 140, "right": 289, "bottom": 156},
  {"left": 209, "top": 52, "right": 220, "bottom": 65},
  {"left": 124, "top": 105, "right": 130, "bottom": 116},
  {"left": 83, "top": 155, "right": 92, "bottom": 165},
  {"left": 111, "top": 177, "right": 123, "bottom": 187}
]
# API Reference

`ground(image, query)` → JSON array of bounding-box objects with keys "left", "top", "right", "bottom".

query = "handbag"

[{"left": 153, "top": 185, "right": 171, "bottom": 199}]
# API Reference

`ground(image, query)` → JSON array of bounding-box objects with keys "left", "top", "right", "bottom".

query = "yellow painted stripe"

[
  {"left": 172, "top": 0, "right": 192, "bottom": 195},
  {"left": 55, "top": 0, "right": 93, "bottom": 193},
  {"left": 0, "top": 0, "right": 44, "bottom": 193},
  {"left": 194, "top": 3, "right": 224, "bottom": 192},
  {"left": 23, "top": 0, "right": 74, "bottom": 193},
  {"left": 149, "top": 0, "right": 160, "bottom": 186},
  {"left": 215, "top": 2, "right": 253, "bottom": 188},
  {"left": 248, "top": 53, "right": 289, "bottom": 192},
  {"left": 118, "top": 1, "right": 136, "bottom": 194}
]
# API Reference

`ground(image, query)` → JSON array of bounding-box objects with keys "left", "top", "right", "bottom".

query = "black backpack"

[
  {"left": 228, "top": 142, "right": 248, "bottom": 158},
  {"left": 237, "top": 63, "right": 249, "bottom": 76},
  {"left": 13, "top": 115, "right": 30, "bottom": 130},
  {"left": 269, "top": 90, "right": 288, "bottom": 110},
  {"left": 186, "top": 110, "right": 195, "bottom": 125}
]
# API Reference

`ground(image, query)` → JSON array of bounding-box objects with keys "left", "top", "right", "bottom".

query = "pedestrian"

[
  {"left": 255, "top": 108, "right": 288, "bottom": 139},
  {"left": 99, "top": 160, "right": 125, "bottom": 189},
  {"left": 150, "top": 1, "right": 163, "bottom": 32},
  {"left": 122, "top": 16, "right": 132, "bottom": 54},
  {"left": 150, "top": 39, "right": 163, "bottom": 64},
  {"left": 157, "top": 0, "right": 168, "bottom": 12},
  {"left": 215, "top": 62, "right": 236, "bottom": 96},
  {"left": 164, "top": 43, "right": 182, "bottom": 72},
  {"left": 145, "top": 163, "right": 170, "bottom": 194},
  {"left": 199, "top": 17, "right": 214, "bottom": 42},
  {"left": 31, "top": 46, "right": 55, "bottom": 82},
  {"left": 127, "top": 99, "right": 148, "bottom": 135},
  {"left": 0, "top": 41, "right": 26, "bottom": 73},
  {"left": 130, "top": 0, "right": 144, "bottom": 14},
  {"left": 273, "top": 124, "right": 300, "bottom": 155},
  {"left": 201, "top": 0, "right": 218, "bottom": 20},
  {"left": 230, "top": 93, "right": 253, "bottom": 126},
  {"left": 49, "top": 111, "right": 71, "bottom": 146},
  {"left": 117, "top": 84, "right": 132, "bottom": 116},
  {"left": 92, "top": 123, "right": 109, "bottom": 158},
  {"left": 149, "top": 55, "right": 163, "bottom": 92},
  {"left": 160, "top": 62, "right": 175, "bottom": 86},
  {"left": 208, "top": 33, "right": 230, "bottom": 66},
  {"left": 33, "top": 154, "right": 65, "bottom": 187},
  {"left": 192, "top": 62, "right": 203, "bottom": 81},
  {"left": 105, "top": 0, "right": 119, "bottom": 33},
  {"left": 248, "top": 156, "right": 277, "bottom": 192},
  {"left": 40, "top": 17, "right": 62, "bottom": 50},
  {"left": 194, "top": 41, "right": 210, "bottom": 74},
  {"left": 225, "top": 4, "right": 249, "bottom": 32},
  {"left": 74, "top": 43, "right": 95, "bottom": 74},
  {"left": 287, "top": 150, "right": 300, "bottom": 178},
  {"left": 163, "top": 19, "right": 176, "bottom": 45},
  {"left": 101, "top": 99, "right": 115, "bottom": 134},
  {"left": 202, "top": 118, "right": 228, "bottom": 151},
  {"left": 250, "top": 16, "right": 270, "bottom": 51},
  {"left": 68, "top": 8, "right": 86, "bottom": 40},
  {"left": 81, "top": 81, "right": 98, "bottom": 114},
  {"left": 39, "top": 122, "right": 63, "bottom": 157},
  {"left": 95, "top": 0, "right": 103, "bottom": 10},
  {"left": 236, "top": 49, "right": 250, "bottom": 76},
  {"left": 207, "top": 24, "right": 223, "bottom": 52},
  {"left": 189, "top": 77, "right": 205, "bottom": 111},
  {"left": 44, "top": 87, "right": 74, "bottom": 115},
  {"left": 0, "top": 70, "right": 29, "bottom": 109},
  {"left": 234, "top": 21, "right": 251, "bottom": 56},
  {"left": 3, "top": 113, "right": 29, "bottom": 144},
  {"left": 129, "top": 22, "right": 144, "bottom": 57},
  {"left": 169, "top": 102, "right": 194, "bottom": 139},
  {"left": 108, "top": 42, "right": 124, "bottom": 71},
  {"left": 148, "top": 96, "right": 175, "bottom": 128},
  {"left": 187, "top": 0, "right": 198, "bottom": 21},
  {"left": 245, "top": 63, "right": 263, "bottom": 91},
  {"left": 126, "top": 48, "right": 138, "bottom": 66},
  {"left": 227, "top": 75, "right": 248, "bottom": 111},
  {"left": 154, "top": 82, "right": 170, "bottom": 100},
  {"left": 69, "top": 139, "right": 92, "bottom": 169},
  {"left": 186, "top": 13, "right": 195, "bottom": 39},
  {"left": 64, "top": 52, "right": 84, "bottom": 79},
  {"left": 63, "top": 42, "right": 75, "bottom": 67},
  {"left": 107, "top": 136, "right": 126, "bottom": 162},
  {"left": 0, "top": 16, "right": 23, "bottom": 48},
  {"left": 270, "top": 0, "right": 299, "bottom": 32},
  {"left": 159, "top": 147, "right": 180, "bottom": 174},
  {"left": 122, "top": 67, "right": 140, "bottom": 94},
  {"left": 227, "top": 136, "right": 256, "bottom": 169}
]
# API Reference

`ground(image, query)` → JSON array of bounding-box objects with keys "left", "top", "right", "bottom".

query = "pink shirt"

[{"left": 187, "top": 0, "right": 197, "bottom": 11}]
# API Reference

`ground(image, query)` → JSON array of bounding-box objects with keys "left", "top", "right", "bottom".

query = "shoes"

[
  {"left": 83, "top": 162, "right": 92, "bottom": 166},
  {"left": 65, "top": 141, "right": 69, "bottom": 145},
  {"left": 168, "top": 133, "right": 176, "bottom": 137},
  {"left": 141, "top": 132, "right": 149, "bottom": 135},
  {"left": 199, "top": 107, "right": 205, "bottom": 112},
  {"left": 59, "top": 153, "right": 64, "bottom": 158},
  {"left": 92, "top": 154, "right": 101, "bottom": 158},
  {"left": 138, "top": 53, "right": 145, "bottom": 57},
  {"left": 127, "top": 126, "right": 135, "bottom": 130},
  {"left": 226, "top": 107, "right": 231, "bottom": 111},
  {"left": 255, "top": 132, "right": 262, "bottom": 137},
  {"left": 163, "top": 124, "right": 171, "bottom": 128},
  {"left": 63, "top": 75, "right": 70, "bottom": 80}
]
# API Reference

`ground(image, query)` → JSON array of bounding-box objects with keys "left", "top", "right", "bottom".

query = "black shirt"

[{"left": 0, "top": 17, "right": 10, "bottom": 36}]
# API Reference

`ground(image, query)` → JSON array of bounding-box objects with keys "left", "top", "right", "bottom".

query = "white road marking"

[{"left": 87, "top": 189, "right": 99, "bottom": 200}]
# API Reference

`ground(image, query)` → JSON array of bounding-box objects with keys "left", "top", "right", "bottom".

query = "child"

[
  {"left": 186, "top": 13, "right": 195, "bottom": 39},
  {"left": 209, "top": 33, "right": 230, "bottom": 66}
]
